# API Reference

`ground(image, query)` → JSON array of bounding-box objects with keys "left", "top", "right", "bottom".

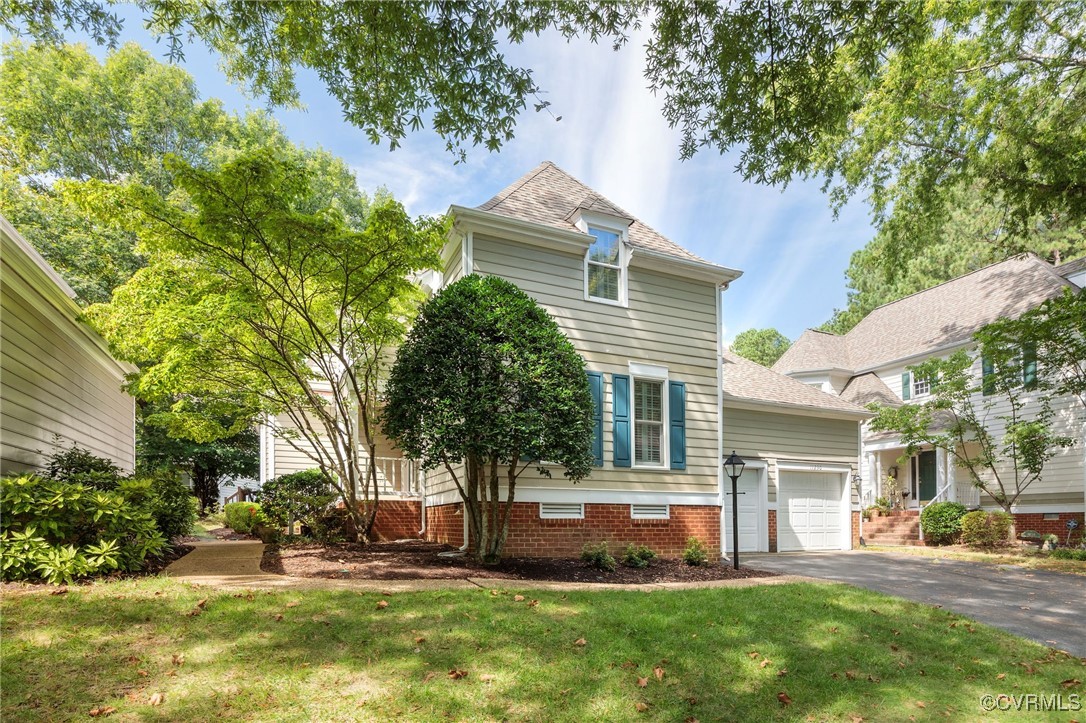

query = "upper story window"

[
  {"left": 586, "top": 226, "right": 624, "bottom": 304},
  {"left": 912, "top": 375, "right": 931, "bottom": 397},
  {"left": 633, "top": 378, "right": 665, "bottom": 467}
]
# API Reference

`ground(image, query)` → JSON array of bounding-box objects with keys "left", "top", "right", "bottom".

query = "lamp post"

[
  {"left": 724, "top": 451, "right": 746, "bottom": 570},
  {"left": 853, "top": 473, "right": 865, "bottom": 547}
]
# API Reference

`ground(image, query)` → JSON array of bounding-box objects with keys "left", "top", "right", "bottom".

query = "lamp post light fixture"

[{"left": 724, "top": 451, "right": 746, "bottom": 570}]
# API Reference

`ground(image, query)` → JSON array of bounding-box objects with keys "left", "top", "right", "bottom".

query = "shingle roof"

[
  {"left": 477, "top": 161, "right": 711, "bottom": 265},
  {"left": 723, "top": 350, "right": 871, "bottom": 417},
  {"left": 774, "top": 254, "right": 1073, "bottom": 375},
  {"left": 840, "top": 373, "right": 899, "bottom": 408},
  {"left": 1057, "top": 254, "right": 1086, "bottom": 280}
]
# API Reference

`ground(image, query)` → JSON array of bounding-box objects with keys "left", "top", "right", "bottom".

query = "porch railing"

[{"left": 359, "top": 457, "right": 421, "bottom": 498}]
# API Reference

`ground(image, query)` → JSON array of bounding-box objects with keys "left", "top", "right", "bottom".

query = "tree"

[
  {"left": 10, "top": 2, "right": 1084, "bottom": 247},
  {"left": 869, "top": 349, "right": 1074, "bottom": 523},
  {"left": 382, "top": 275, "right": 595, "bottom": 564},
  {"left": 730, "top": 328, "right": 791, "bottom": 368},
  {"left": 136, "top": 397, "right": 259, "bottom": 515},
  {"left": 87, "top": 148, "right": 445, "bottom": 541}
]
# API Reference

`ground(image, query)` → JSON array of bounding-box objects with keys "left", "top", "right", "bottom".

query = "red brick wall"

[
  {"left": 850, "top": 511, "right": 860, "bottom": 550},
  {"left": 425, "top": 503, "right": 466, "bottom": 547},
  {"left": 426, "top": 502, "right": 720, "bottom": 559},
  {"left": 767, "top": 510, "right": 778, "bottom": 553},
  {"left": 371, "top": 500, "right": 423, "bottom": 541},
  {"left": 1013, "top": 512, "right": 1084, "bottom": 545}
]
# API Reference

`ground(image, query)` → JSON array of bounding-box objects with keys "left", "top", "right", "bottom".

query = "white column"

[{"left": 936, "top": 447, "right": 948, "bottom": 501}]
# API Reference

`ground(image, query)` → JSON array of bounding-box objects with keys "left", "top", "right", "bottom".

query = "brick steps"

[{"left": 862, "top": 510, "right": 923, "bottom": 546}]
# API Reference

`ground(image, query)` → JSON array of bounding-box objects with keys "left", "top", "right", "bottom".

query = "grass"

[
  {"left": 2, "top": 579, "right": 1083, "bottom": 722},
  {"left": 862, "top": 544, "right": 1086, "bottom": 576}
]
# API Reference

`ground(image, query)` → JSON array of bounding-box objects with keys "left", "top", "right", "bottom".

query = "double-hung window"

[
  {"left": 633, "top": 378, "right": 665, "bottom": 467},
  {"left": 912, "top": 375, "right": 931, "bottom": 397},
  {"left": 586, "top": 226, "right": 623, "bottom": 303}
]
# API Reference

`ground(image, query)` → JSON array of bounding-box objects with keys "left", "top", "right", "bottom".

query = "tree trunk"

[{"left": 191, "top": 464, "right": 220, "bottom": 516}]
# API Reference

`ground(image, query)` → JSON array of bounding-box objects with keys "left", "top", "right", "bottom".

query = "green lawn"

[
  {"left": 863, "top": 544, "right": 1086, "bottom": 576},
  {"left": 2, "top": 578, "right": 1082, "bottom": 721}
]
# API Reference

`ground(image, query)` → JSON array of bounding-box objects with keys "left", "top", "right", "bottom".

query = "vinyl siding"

[
  {"left": 1, "top": 226, "right": 135, "bottom": 474},
  {"left": 469, "top": 233, "right": 720, "bottom": 497},
  {"left": 723, "top": 406, "right": 860, "bottom": 504}
]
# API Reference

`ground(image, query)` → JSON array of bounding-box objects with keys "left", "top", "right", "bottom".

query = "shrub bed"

[
  {"left": 225, "top": 502, "right": 266, "bottom": 535},
  {"left": 920, "top": 501, "right": 968, "bottom": 545},
  {"left": 960, "top": 510, "right": 1014, "bottom": 549}
]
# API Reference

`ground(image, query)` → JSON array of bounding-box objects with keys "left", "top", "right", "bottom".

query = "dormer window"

[{"left": 586, "top": 226, "right": 624, "bottom": 303}]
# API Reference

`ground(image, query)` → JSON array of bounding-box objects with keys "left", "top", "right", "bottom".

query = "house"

[
  {"left": 773, "top": 253, "right": 1086, "bottom": 542},
  {"left": 260, "top": 161, "right": 869, "bottom": 556},
  {"left": 0, "top": 215, "right": 137, "bottom": 474}
]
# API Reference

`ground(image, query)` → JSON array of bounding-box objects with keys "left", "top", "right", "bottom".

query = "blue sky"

[{"left": 64, "top": 15, "right": 876, "bottom": 343}]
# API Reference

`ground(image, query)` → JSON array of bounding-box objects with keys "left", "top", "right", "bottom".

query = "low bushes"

[
  {"left": 683, "top": 537, "right": 709, "bottom": 566},
  {"left": 621, "top": 544, "right": 657, "bottom": 569},
  {"left": 580, "top": 542, "right": 616, "bottom": 572},
  {"left": 920, "top": 501, "right": 968, "bottom": 545},
  {"left": 258, "top": 469, "right": 338, "bottom": 540},
  {"left": 960, "top": 510, "right": 1014, "bottom": 549},
  {"left": 225, "top": 502, "right": 266, "bottom": 535},
  {"left": 1049, "top": 547, "right": 1086, "bottom": 561}
]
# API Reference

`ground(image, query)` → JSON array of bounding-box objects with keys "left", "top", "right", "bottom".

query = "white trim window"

[
  {"left": 912, "top": 375, "right": 931, "bottom": 397},
  {"left": 585, "top": 226, "right": 624, "bottom": 304},
  {"left": 633, "top": 377, "right": 665, "bottom": 467}
]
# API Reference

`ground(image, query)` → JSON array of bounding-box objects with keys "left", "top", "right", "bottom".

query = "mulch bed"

[{"left": 261, "top": 540, "right": 775, "bottom": 584}]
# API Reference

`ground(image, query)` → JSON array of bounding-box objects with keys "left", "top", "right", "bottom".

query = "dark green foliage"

[
  {"left": 730, "top": 328, "right": 791, "bottom": 368},
  {"left": 258, "top": 470, "right": 338, "bottom": 540},
  {"left": 920, "top": 502, "right": 968, "bottom": 546},
  {"left": 620, "top": 544, "right": 657, "bottom": 569},
  {"left": 682, "top": 537, "right": 709, "bottom": 566},
  {"left": 580, "top": 542, "right": 616, "bottom": 572},
  {"left": 224, "top": 502, "right": 266, "bottom": 535},
  {"left": 960, "top": 511, "right": 1014, "bottom": 549},
  {"left": 1049, "top": 548, "right": 1086, "bottom": 561},
  {"left": 384, "top": 274, "right": 595, "bottom": 564},
  {"left": 0, "top": 474, "right": 167, "bottom": 583},
  {"left": 45, "top": 437, "right": 122, "bottom": 490}
]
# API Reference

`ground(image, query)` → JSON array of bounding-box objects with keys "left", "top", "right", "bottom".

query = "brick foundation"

[
  {"left": 1012, "top": 512, "right": 1084, "bottom": 546},
  {"left": 371, "top": 499, "right": 423, "bottom": 541},
  {"left": 425, "top": 501, "right": 719, "bottom": 559},
  {"left": 767, "top": 510, "right": 778, "bottom": 553},
  {"left": 850, "top": 511, "right": 860, "bottom": 549}
]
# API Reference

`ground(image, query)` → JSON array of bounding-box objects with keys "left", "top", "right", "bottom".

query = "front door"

[{"left": 917, "top": 450, "right": 937, "bottom": 501}]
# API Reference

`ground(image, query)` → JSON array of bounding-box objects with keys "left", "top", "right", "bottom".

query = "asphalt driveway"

[{"left": 744, "top": 551, "right": 1086, "bottom": 657}]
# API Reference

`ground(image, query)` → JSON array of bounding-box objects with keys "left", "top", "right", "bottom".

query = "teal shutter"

[
  {"left": 587, "top": 371, "right": 604, "bottom": 466},
  {"left": 612, "top": 374, "right": 631, "bottom": 468},
  {"left": 982, "top": 356, "right": 995, "bottom": 396},
  {"left": 901, "top": 372, "right": 911, "bottom": 401},
  {"left": 668, "top": 381, "right": 686, "bottom": 470},
  {"left": 1022, "top": 343, "right": 1037, "bottom": 390}
]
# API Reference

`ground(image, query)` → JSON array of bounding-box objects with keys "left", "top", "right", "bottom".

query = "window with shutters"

[
  {"left": 912, "top": 375, "right": 931, "bottom": 397},
  {"left": 615, "top": 365, "right": 685, "bottom": 471},
  {"left": 633, "top": 378, "right": 665, "bottom": 467}
]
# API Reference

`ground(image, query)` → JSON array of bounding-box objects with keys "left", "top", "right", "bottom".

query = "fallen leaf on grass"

[
  {"left": 850, "top": 716, "right": 864, "bottom": 722},
  {"left": 1062, "top": 679, "right": 1082, "bottom": 689},
  {"left": 760, "top": 659, "right": 772, "bottom": 669},
  {"left": 51, "top": 587, "right": 68, "bottom": 596},
  {"left": 148, "top": 693, "right": 164, "bottom": 706},
  {"left": 867, "top": 675, "right": 881, "bottom": 683},
  {"left": 88, "top": 706, "right": 116, "bottom": 717},
  {"left": 996, "top": 673, "right": 1006, "bottom": 680},
  {"left": 830, "top": 626, "right": 839, "bottom": 634},
  {"left": 777, "top": 669, "right": 788, "bottom": 678},
  {"left": 376, "top": 600, "right": 389, "bottom": 610},
  {"left": 171, "top": 654, "right": 185, "bottom": 666},
  {"left": 684, "top": 717, "right": 700, "bottom": 723},
  {"left": 196, "top": 598, "right": 207, "bottom": 609},
  {"left": 620, "top": 660, "right": 638, "bottom": 670},
  {"left": 447, "top": 669, "right": 468, "bottom": 680},
  {"left": 637, "top": 677, "right": 648, "bottom": 688},
  {"left": 274, "top": 614, "right": 283, "bottom": 622},
  {"left": 414, "top": 636, "right": 426, "bottom": 644},
  {"left": 137, "top": 670, "right": 148, "bottom": 677},
  {"left": 778, "top": 692, "right": 792, "bottom": 706},
  {"left": 422, "top": 672, "right": 437, "bottom": 683},
  {"left": 890, "top": 644, "right": 899, "bottom": 652},
  {"left": 166, "top": 670, "right": 177, "bottom": 677},
  {"left": 747, "top": 651, "right": 761, "bottom": 659},
  {"left": 185, "top": 608, "right": 201, "bottom": 617},
  {"left": 654, "top": 666, "right": 665, "bottom": 680},
  {"left": 513, "top": 595, "right": 525, "bottom": 602},
  {"left": 574, "top": 638, "right": 587, "bottom": 647},
  {"left": 915, "top": 701, "right": 926, "bottom": 709},
  {"left": 480, "top": 674, "right": 495, "bottom": 682},
  {"left": 286, "top": 601, "right": 300, "bottom": 608},
  {"left": 527, "top": 599, "right": 539, "bottom": 607},
  {"left": 635, "top": 702, "right": 649, "bottom": 712}
]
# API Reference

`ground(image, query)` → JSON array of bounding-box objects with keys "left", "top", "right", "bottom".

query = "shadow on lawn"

[{"left": 2, "top": 581, "right": 1080, "bottom": 721}]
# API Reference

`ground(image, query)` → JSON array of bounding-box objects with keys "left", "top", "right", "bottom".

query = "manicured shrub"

[
  {"left": 45, "top": 438, "right": 122, "bottom": 490},
  {"left": 920, "top": 501, "right": 968, "bottom": 545},
  {"left": 580, "top": 542, "right": 616, "bottom": 572},
  {"left": 0, "top": 474, "right": 167, "bottom": 584},
  {"left": 258, "top": 469, "right": 337, "bottom": 538},
  {"left": 224, "top": 501, "right": 266, "bottom": 535},
  {"left": 960, "top": 510, "right": 1014, "bottom": 549},
  {"left": 1049, "top": 547, "right": 1086, "bottom": 561},
  {"left": 683, "top": 537, "right": 709, "bottom": 566},
  {"left": 621, "top": 544, "right": 657, "bottom": 569}
]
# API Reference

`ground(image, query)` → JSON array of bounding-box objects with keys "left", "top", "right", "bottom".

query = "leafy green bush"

[
  {"left": 258, "top": 469, "right": 337, "bottom": 538},
  {"left": 621, "top": 544, "right": 657, "bottom": 569},
  {"left": 920, "top": 501, "right": 968, "bottom": 545},
  {"left": 0, "top": 474, "right": 167, "bottom": 584},
  {"left": 960, "top": 510, "right": 1014, "bottom": 549},
  {"left": 224, "top": 502, "right": 266, "bottom": 535},
  {"left": 683, "top": 537, "right": 709, "bottom": 566},
  {"left": 45, "top": 437, "right": 122, "bottom": 490},
  {"left": 580, "top": 542, "right": 616, "bottom": 572},
  {"left": 1049, "top": 547, "right": 1086, "bottom": 561}
]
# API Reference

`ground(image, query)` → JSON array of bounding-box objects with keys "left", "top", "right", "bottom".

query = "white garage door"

[
  {"left": 779, "top": 470, "right": 845, "bottom": 552},
  {"left": 723, "top": 468, "right": 761, "bottom": 552}
]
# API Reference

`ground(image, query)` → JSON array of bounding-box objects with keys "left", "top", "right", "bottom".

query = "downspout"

[
  {"left": 417, "top": 467, "right": 427, "bottom": 537},
  {"left": 716, "top": 281, "right": 728, "bottom": 560},
  {"left": 460, "top": 498, "right": 469, "bottom": 552}
]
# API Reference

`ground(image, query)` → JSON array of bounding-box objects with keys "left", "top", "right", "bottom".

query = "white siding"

[{"left": 1, "top": 221, "right": 135, "bottom": 474}]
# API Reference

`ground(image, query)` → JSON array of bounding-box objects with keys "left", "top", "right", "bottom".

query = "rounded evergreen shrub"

[
  {"left": 581, "top": 542, "right": 616, "bottom": 572},
  {"left": 960, "top": 510, "right": 1014, "bottom": 549},
  {"left": 920, "top": 501, "right": 968, "bottom": 545},
  {"left": 258, "top": 469, "right": 337, "bottom": 537},
  {"left": 683, "top": 537, "right": 709, "bottom": 566},
  {"left": 224, "top": 501, "right": 266, "bottom": 535}
]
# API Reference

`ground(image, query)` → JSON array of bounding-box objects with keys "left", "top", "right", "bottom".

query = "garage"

[
  {"left": 778, "top": 469, "right": 847, "bottom": 551},
  {"left": 723, "top": 467, "right": 763, "bottom": 552}
]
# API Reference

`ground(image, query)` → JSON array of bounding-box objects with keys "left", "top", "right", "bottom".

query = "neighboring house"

[
  {"left": 773, "top": 253, "right": 1086, "bottom": 542},
  {"left": 263, "top": 161, "right": 870, "bottom": 556},
  {"left": 722, "top": 350, "right": 870, "bottom": 552},
  {"left": 0, "top": 215, "right": 137, "bottom": 475}
]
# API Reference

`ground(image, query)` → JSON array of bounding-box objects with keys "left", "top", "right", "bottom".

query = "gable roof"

[
  {"left": 723, "top": 350, "right": 871, "bottom": 418},
  {"left": 840, "top": 373, "right": 899, "bottom": 408},
  {"left": 774, "top": 254, "right": 1074, "bottom": 375},
  {"left": 476, "top": 161, "right": 714, "bottom": 266}
]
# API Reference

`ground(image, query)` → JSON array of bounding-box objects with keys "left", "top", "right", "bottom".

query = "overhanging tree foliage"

[
  {"left": 87, "top": 148, "right": 445, "bottom": 541},
  {"left": 382, "top": 275, "right": 595, "bottom": 564},
  {"left": 730, "top": 328, "right": 791, "bottom": 368}
]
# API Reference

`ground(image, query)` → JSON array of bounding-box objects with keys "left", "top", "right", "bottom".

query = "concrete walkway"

[
  {"left": 744, "top": 551, "right": 1086, "bottom": 657},
  {"left": 165, "top": 541, "right": 817, "bottom": 593}
]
